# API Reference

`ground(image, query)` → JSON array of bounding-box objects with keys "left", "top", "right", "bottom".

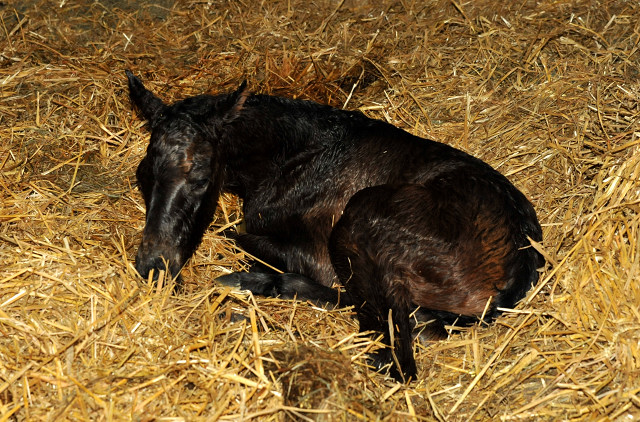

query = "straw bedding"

[{"left": 1, "top": 0, "right": 639, "bottom": 420}]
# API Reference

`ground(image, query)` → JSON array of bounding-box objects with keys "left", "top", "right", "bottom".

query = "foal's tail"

[
  {"left": 493, "top": 199, "right": 545, "bottom": 313},
  {"left": 500, "top": 238, "right": 544, "bottom": 309}
]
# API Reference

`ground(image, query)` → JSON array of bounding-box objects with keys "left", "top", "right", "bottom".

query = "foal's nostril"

[{"left": 134, "top": 260, "right": 147, "bottom": 278}]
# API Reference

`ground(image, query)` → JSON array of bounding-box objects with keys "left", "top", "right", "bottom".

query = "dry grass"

[{"left": 1, "top": 0, "right": 639, "bottom": 420}]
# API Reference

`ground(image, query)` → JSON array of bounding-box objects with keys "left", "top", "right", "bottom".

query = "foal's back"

[{"left": 222, "top": 94, "right": 505, "bottom": 193}]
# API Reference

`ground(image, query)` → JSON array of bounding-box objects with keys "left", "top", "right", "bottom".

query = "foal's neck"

[{"left": 220, "top": 95, "right": 337, "bottom": 196}]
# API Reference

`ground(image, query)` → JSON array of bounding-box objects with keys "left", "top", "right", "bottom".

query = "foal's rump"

[{"left": 330, "top": 175, "right": 540, "bottom": 318}]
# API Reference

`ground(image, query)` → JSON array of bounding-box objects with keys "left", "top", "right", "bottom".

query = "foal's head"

[{"left": 126, "top": 71, "right": 248, "bottom": 281}]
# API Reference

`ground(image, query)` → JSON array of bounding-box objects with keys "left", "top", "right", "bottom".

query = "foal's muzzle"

[{"left": 134, "top": 239, "right": 183, "bottom": 282}]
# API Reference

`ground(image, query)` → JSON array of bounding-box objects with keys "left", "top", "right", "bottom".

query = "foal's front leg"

[{"left": 216, "top": 232, "right": 350, "bottom": 307}]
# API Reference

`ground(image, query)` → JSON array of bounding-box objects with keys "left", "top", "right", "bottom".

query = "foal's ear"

[
  {"left": 222, "top": 81, "right": 250, "bottom": 123},
  {"left": 125, "top": 70, "right": 166, "bottom": 124}
]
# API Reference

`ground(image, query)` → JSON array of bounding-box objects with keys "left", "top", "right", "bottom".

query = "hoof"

[{"left": 369, "top": 349, "right": 417, "bottom": 383}]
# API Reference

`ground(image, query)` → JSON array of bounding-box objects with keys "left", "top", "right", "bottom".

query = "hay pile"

[{"left": 1, "top": 0, "right": 639, "bottom": 420}]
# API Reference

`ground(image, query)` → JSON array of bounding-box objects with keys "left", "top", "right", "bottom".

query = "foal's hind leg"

[{"left": 358, "top": 280, "right": 417, "bottom": 382}]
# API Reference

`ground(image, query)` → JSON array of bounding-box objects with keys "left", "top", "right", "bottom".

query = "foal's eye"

[{"left": 192, "top": 179, "right": 209, "bottom": 190}]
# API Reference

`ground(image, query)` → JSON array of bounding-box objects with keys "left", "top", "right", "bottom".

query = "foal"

[{"left": 126, "top": 70, "right": 543, "bottom": 382}]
